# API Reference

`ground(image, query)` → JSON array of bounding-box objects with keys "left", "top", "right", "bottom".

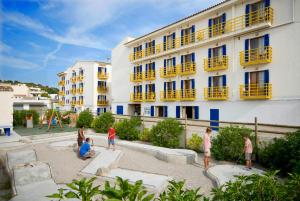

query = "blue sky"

[{"left": 0, "top": 0, "right": 222, "bottom": 87}]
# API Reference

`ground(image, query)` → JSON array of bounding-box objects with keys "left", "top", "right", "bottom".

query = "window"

[
  {"left": 156, "top": 106, "right": 168, "bottom": 117},
  {"left": 145, "top": 40, "right": 155, "bottom": 55},
  {"left": 181, "top": 26, "right": 195, "bottom": 46},
  {"left": 146, "top": 84, "right": 155, "bottom": 93},
  {"left": 250, "top": 71, "right": 265, "bottom": 86},
  {"left": 209, "top": 13, "right": 226, "bottom": 37},
  {"left": 133, "top": 45, "right": 142, "bottom": 59},
  {"left": 133, "top": 85, "right": 142, "bottom": 94},
  {"left": 164, "top": 81, "right": 176, "bottom": 91},
  {"left": 166, "top": 58, "right": 173, "bottom": 67},
  {"left": 116, "top": 105, "right": 123, "bottom": 115},
  {"left": 79, "top": 69, "right": 84, "bottom": 76}
]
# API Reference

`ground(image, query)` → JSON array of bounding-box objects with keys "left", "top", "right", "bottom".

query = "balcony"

[
  {"left": 130, "top": 73, "right": 143, "bottom": 82},
  {"left": 77, "top": 100, "right": 84, "bottom": 106},
  {"left": 240, "top": 46, "right": 272, "bottom": 67},
  {"left": 129, "top": 51, "right": 144, "bottom": 61},
  {"left": 178, "top": 89, "right": 196, "bottom": 101},
  {"left": 71, "top": 100, "right": 76, "bottom": 106},
  {"left": 77, "top": 75, "right": 84, "bottom": 81},
  {"left": 160, "top": 90, "right": 177, "bottom": 101},
  {"left": 160, "top": 66, "right": 177, "bottom": 78},
  {"left": 204, "top": 56, "right": 228, "bottom": 72},
  {"left": 97, "top": 86, "right": 108, "bottom": 93},
  {"left": 240, "top": 83, "right": 272, "bottom": 99},
  {"left": 58, "top": 91, "right": 65, "bottom": 96},
  {"left": 77, "top": 88, "right": 83, "bottom": 94},
  {"left": 97, "top": 100, "right": 108, "bottom": 106},
  {"left": 145, "top": 46, "right": 159, "bottom": 57},
  {"left": 177, "top": 62, "right": 196, "bottom": 76},
  {"left": 143, "top": 71, "right": 155, "bottom": 81},
  {"left": 204, "top": 87, "right": 228, "bottom": 100},
  {"left": 71, "top": 88, "right": 77, "bottom": 95},
  {"left": 144, "top": 92, "right": 156, "bottom": 102},
  {"left": 163, "top": 38, "right": 180, "bottom": 51},
  {"left": 181, "top": 33, "right": 195, "bottom": 46},
  {"left": 71, "top": 77, "right": 77, "bottom": 83},
  {"left": 130, "top": 93, "right": 143, "bottom": 102},
  {"left": 197, "top": 7, "right": 274, "bottom": 42},
  {"left": 59, "top": 101, "right": 65, "bottom": 106},
  {"left": 58, "top": 80, "right": 65, "bottom": 86},
  {"left": 98, "top": 72, "right": 109, "bottom": 80}
]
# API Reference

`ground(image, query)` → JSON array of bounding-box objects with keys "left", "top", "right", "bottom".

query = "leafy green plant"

[
  {"left": 47, "top": 177, "right": 101, "bottom": 201},
  {"left": 114, "top": 118, "right": 140, "bottom": 141},
  {"left": 139, "top": 128, "right": 151, "bottom": 142},
  {"left": 101, "top": 176, "right": 154, "bottom": 201},
  {"left": 158, "top": 180, "right": 203, "bottom": 201},
  {"left": 149, "top": 118, "right": 183, "bottom": 148},
  {"left": 13, "top": 109, "right": 40, "bottom": 126},
  {"left": 61, "top": 111, "right": 74, "bottom": 124},
  {"left": 92, "top": 112, "right": 115, "bottom": 133},
  {"left": 76, "top": 109, "right": 94, "bottom": 128},
  {"left": 211, "top": 126, "right": 253, "bottom": 163},
  {"left": 258, "top": 130, "right": 300, "bottom": 175},
  {"left": 187, "top": 134, "right": 203, "bottom": 152}
]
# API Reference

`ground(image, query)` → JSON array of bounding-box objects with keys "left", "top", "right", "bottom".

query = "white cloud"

[
  {"left": 0, "top": 56, "right": 39, "bottom": 69},
  {"left": 42, "top": 43, "right": 62, "bottom": 69},
  {"left": 0, "top": 41, "right": 12, "bottom": 53}
]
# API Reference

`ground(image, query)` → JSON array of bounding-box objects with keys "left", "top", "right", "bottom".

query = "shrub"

[
  {"left": 13, "top": 110, "right": 40, "bottom": 126},
  {"left": 114, "top": 118, "right": 140, "bottom": 141},
  {"left": 258, "top": 130, "right": 300, "bottom": 175},
  {"left": 92, "top": 112, "right": 115, "bottom": 133},
  {"left": 61, "top": 111, "right": 74, "bottom": 124},
  {"left": 187, "top": 133, "right": 203, "bottom": 152},
  {"left": 76, "top": 110, "right": 93, "bottom": 128},
  {"left": 149, "top": 118, "right": 183, "bottom": 148},
  {"left": 139, "top": 128, "right": 151, "bottom": 142},
  {"left": 211, "top": 126, "right": 253, "bottom": 163}
]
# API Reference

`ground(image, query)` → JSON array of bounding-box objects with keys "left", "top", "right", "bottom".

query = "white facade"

[
  {"left": 0, "top": 85, "right": 13, "bottom": 131},
  {"left": 58, "top": 61, "right": 112, "bottom": 115},
  {"left": 112, "top": 0, "right": 300, "bottom": 126}
]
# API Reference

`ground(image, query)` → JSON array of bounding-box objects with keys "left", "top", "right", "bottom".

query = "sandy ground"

[{"left": 2, "top": 137, "right": 215, "bottom": 196}]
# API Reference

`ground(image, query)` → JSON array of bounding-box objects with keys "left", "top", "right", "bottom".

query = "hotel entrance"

[{"left": 128, "top": 104, "right": 141, "bottom": 116}]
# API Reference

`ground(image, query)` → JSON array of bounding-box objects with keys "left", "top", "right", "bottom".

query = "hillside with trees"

[{"left": 0, "top": 80, "right": 59, "bottom": 94}]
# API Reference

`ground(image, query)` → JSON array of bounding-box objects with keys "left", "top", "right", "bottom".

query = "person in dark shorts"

[{"left": 77, "top": 126, "right": 85, "bottom": 151}]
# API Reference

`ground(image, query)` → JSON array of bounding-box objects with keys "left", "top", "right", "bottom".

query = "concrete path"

[
  {"left": 0, "top": 132, "right": 21, "bottom": 144},
  {"left": 102, "top": 168, "right": 171, "bottom": 191},
  {"left": 6, "top": 149, "right": 37, "bottom": 172},
  {"left": 207, "top": 164, "right": 265, "bottom": 186}
]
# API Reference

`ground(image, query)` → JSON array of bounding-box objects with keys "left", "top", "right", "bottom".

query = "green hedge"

[
  {"left": 13, "top": 110, "right": 40, "bottom": 126},
  {"left": 114, "top": 117, "right": 141, "bottom": 141},
  {"left": 259, "top": 130, "right": 300, "bottom": 175},
  {"left": 149, "top": 118, "right": 183, "bottom": 148},
  {"left": 187, "top": 133, "right": 203, "bottom": 152},
  {"left": 76, "top": 110, "right": 94, "bottom": 128},
  {"left": 211, "top": 126, "right": 253, "bottom": 163},
  {"left": 92, "top": 112, "right": 115, "bottom": 133}
]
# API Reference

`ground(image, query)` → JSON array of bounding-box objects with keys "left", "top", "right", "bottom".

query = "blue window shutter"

[
  {"left": 191, "top": 25, "right": 195, "bottom": 33},
  {"left": 181, "top": 80, "right": 184, "bottom": 89},
  {"left": 245, "top": 39, "right": 249, "bottom": 62},
  {"left": 222, "top": 45, "right": 226, "bottom": 55},
  {"left": 140, "top": 85, "right": 143, "bottom": 93},
  {"left": 134, "top": 86, "right": 136, "bottom": 93},
  {"left": 181, "top": 29, "right": 184, "bottom": 45},
  {"left": 264, "top": 0, "right": 270, "bottom": 7},
  {"left": 173, "top": 57, "right": 176, "bottom": 66},
  {"left": 164, "top": 82, "right": 166, "bottom": 91},
  {"left": 150, "top": 106, "right": 154, "bottom": 117},
  {"left": 134, "top": 66, "right": 136, "bottom": 74},
  {"left": 173, "top": 81, "right": 176, "bottom": 90},
  {"left": 181, "top": 55, "right": 184, "bottom": 64},
  {"left": 245, "top": 72, "right": 249, "bottom": 85},
  {"left": 176, "top": 106, "right": 180, "bottom": 118},
  {"left": 221, "top": 13, "right": 226, "bottom": 33},
  {"left": 153, "top": 62, "right": 155, "bottom": 70},
  {"left": 98, "top": 81, "right": 100, "bottom": 86},
  {"left": 191, "top": 53, "right": 195, "bottom": 62},
  {"left": 153, "top": 84, "right": 155, "bottom": 92},
  {"left": 245, "top": 4, "right": 250, "bottom": 27},
  {"left": 191, "top": 79, "right": 195, "bottom": 89},
  {"left": 140, "top": 65, "right": 142, "bottom": 72},
  {"left": 222, "top": 75, "right": 226, "bottom": 86},
  {"left": 164, "top": 59, "right": 166, "bottom": 67},
  {"left": 208, "top": 77, "right": 212, "bottom": 87},
  {"left": 172, "top": 33, "right": 176, "bottom": 47},
  {"left": 164, "top": 106, "right": 168, "bottom": 117},
  {"left": 194, "top": 106, "right": 199, "bottom": 119},
  {"left": 140, "top": 45, "right": 142, "bottom": 50},
  {"left": 117, "top": 105, "right": 123, "bottom": 115},
  {"left": 208, "top": 48, "right": 212, "bottom": 58},
  {"left": 133, "top": 47, "right": 136, "bottom": 53},
  {"left": 146, "top": 64, "right": 148, "bottom": 72},
  {"left": 104, "top": 108, "right": 106, "bottom": 113},
  {"left": 145, "top": 43, "right": 148, "bottom": 49},
  {"left": 163, "top": 36, "right": 167, "bottom": 51},
  {"left": 264, "top": 34, "right": 270, "bottom": 47},
  {"left": 152, "top": 40, "right": 155, "bottom": 47},
  {"left": 208, "top": 19, "right": 212, "bottom": 37},
  {"left": 264, "top": 70, "right": 269, "bottom": 83},
  {"left": 172, "top": 32, "right": 175, "bottom": 39}
]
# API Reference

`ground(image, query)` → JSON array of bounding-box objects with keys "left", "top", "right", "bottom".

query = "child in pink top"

[
  {"left": 244, "top": 135, "right": 253, "bottom": 169},
  {"left": 203, "top": 127, "right": 212, "bottom": 170}
]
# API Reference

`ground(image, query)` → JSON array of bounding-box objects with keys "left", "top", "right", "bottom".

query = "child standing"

[
  {"left": 244, "top": 135, "right": 253, "bottom": 170},
  {"left": 203, "top": 127, "right": 212, "bottom": 171},
  {"left": 107, "top": 127, "right": 116, "bottom": 151}
]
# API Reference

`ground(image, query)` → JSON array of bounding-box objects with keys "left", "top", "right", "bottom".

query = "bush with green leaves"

[
  {"left": 13, "top": 109, "right": 40, "bottom": 126},
  {"left": 211, "top": 126, "right": 253, "bottom": 164},
  {"left": 114, "top": 117, "right": 140, "bottom": 141},
  {"left": 258, "top": 130, "right": 300, "bottom": 175},
  {"left": 149, "top": 118, "right": 183, "bottom": 148},
  {"left": 139, "top": 128, "right": 151, "bottom": 142},
  {"left": 76, "top": 110, "right": 93, "bottom": 128},
  {"left": 92, "top": 112, "right": 115, "bottom": 133},
  {"left": 187, "top": 133, "right": 203, "bottom": 152},
  {"left": 61, "top": 111, "right": 74, "bottom": 124}
]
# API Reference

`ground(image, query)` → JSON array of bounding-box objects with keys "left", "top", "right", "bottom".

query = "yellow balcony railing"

[
  {"left": 204, "top": 87, "right": 228, "bottom": 100},
  {"left": 204, "top": 56, "right": 228, "bottom": 72},
  {"left": 130, "top": 73, "right": 143, "bottom": 82},
  {"left": 130, "top": 93, "right": 143, "bottom": 102},
  {"left": 181, "top": 32, "right": 196, "bottom": 46},
  {"left": 177, "top": 62, "right": 196, "bottom": 76},
  {"left": 97, "top": 100, "right": 108, "bottom": 106},
  {"left": 71, "top": 100, "right": 77, "bottom": 106},
  {"left": 143, "top": 92, "right": 156, "bottom": 102},
  {"left": 77, "top": 100, "right": 84, "bottom": 106},
  {"left": 77, "top": 75, "right": 84, "bottom": 81},
  {"left": 98, "top": 72, "right": 109, "bottom": 79},
  {"left": 178, "top": 89, "right": 196, "bottom": 101},
  {"left": 71, "top": 88, "right": 77, "bottom": 95},
  {"left": 160, "top": 66, "right": 177, "bottom": 78},
  {"left": 160, "top": 90, "right": 177, "bottom": 101},
  {"left": 163, "top": 38, "right": 180, "bottom": 51},
  {"left": 71, "top": 77, "right": 77, "bottom": 83},
  {"left": 97, "top": 86, "right": 108, "bottom": 93},
  {"left": 58, "top": 80, "right": 65, "bottom": 86},
  {"left": 240, "top": 46, "right": 272, "bottom": 66},
  {"left": 59, "top": 91, "right": 65, "bottom": 96},
  {"left": 77, "top": 88, "right": 83, "bottom": 94},
  {"left": 59, "top": 100, "right": 65, "bottom": 106},
  {"left": 143, "top": 71, "right": 155, "bottom": 81},
  {"left": 240, "top": 83, "right": 272, "bottom": 99},
  {"left": 197, "top": 7, "right": 274, "bottom": 41}
]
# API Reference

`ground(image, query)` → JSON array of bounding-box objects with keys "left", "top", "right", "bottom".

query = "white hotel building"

[
  {"left": 57, "top": 61, "right": 111, "bottom": 115},
  {"left": 111, "top": 0, "right": 300, "bottom": 127}
]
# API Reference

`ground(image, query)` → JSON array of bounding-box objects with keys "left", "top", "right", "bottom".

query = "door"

[{"left": 210, "top": 109, "right": 219, "bottom": 131}]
